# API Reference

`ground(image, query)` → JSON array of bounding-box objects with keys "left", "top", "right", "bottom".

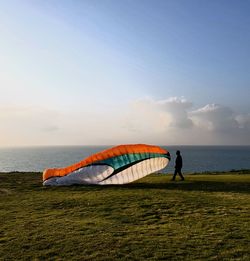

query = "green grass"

[{"left": 0, "top": 171, "right": 250, "bottom": 260}]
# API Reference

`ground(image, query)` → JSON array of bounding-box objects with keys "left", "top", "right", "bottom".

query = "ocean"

[{"left": 0, "top": 146, "right": 250, "bottom": 173}]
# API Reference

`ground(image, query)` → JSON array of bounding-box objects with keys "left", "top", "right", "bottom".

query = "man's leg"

[
  {"left": 171, "top": 169, "right": 177, "bottom": 181},
  {"left": 178, "top": 170, "right": 184, "bottom": 181}
]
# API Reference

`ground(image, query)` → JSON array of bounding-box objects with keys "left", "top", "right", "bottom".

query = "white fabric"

[
  {"left": 43, "top": 165, "right": 114, "bottom": 186},
  {"left": 100, "top": 157, "right": 169, "bottom": 185}
]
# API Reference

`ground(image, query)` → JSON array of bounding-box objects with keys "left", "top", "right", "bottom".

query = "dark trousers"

[{"left": 172, "top": 168, "right": 184, "bottom": 180}]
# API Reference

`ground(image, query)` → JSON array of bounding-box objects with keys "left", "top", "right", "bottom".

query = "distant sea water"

[{"left": 0, "top": 146, "right": 250, "bottom": 173}]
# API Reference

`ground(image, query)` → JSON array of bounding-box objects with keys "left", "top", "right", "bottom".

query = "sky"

[{"left": 0, "top": 0, "right": 250, "bottom": 146}]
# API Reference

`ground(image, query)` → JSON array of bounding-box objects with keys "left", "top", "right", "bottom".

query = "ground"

[{"left": 0, "top": 171, "right": 250, "bottom": 260}]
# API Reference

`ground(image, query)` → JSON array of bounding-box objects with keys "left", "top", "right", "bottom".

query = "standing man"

[{"left": 171, "top": 150, "right": 184, "bottom": 181}]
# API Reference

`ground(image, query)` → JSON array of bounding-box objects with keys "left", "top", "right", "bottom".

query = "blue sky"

[{"left": 1, "top": 0, "right": 250, "bottom": 146}]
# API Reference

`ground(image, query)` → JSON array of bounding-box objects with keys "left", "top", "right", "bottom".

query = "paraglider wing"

[{"left": 43, "top": 144, "right": 171, "bottom": 186}]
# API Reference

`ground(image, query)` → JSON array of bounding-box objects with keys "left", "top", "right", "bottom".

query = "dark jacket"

[{"left": 175, "top": 155, "right": 182, "bottom": 169}]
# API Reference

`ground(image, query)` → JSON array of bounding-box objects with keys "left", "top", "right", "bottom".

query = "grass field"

[{"left": 0, "top": 171, "right": 249, "bottom": 260}]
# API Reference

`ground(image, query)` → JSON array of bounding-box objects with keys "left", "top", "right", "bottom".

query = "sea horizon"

[{"left": 1, "top": 145, "right": 250, "bottom": 173}]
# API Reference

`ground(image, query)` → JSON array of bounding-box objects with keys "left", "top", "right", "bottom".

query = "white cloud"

[
  {"left": 157, "top": 97, "right": 193, "bottom": 128},
  {"left": 124, "top": 97, "right": 250, "bottom": 145},
  {"left": 235, "top": 114, "right": 250, "bottom": 129},
  {"left": 124, "top": 97, "right": 193, "bottom": 134},
  {"left": 190, "top": 104, "right": 238, "bottom": 131}
]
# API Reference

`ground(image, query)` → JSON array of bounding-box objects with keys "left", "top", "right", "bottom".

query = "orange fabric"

[{"left": 43, "top": 144, "right": 168, "bottom": 181}]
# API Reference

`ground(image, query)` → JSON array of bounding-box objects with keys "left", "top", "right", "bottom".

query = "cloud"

[
  {"left": 41, "top": 125, "right": 60, "bottom": 132},
  {"left": 124, "top": 98, "right": 171, "bottom": 133},
  {"left": 190, "top": 104, "right": 238, "bottom": 131},
  {"left": 124, "top": 97, "right": 250, "bottom": 145},
  {"left": 156, "top": 97, "right": 193, "bottom": 128},
  {"left": 235, "top": 114, "right": 250, "bottom": 129},
  {"left": 124, "top": 97, "right": 193, "bottom": 134}
]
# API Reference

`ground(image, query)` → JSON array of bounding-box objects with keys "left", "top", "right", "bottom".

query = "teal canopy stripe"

[{"left": 91, "top": 153, "right": 170, "bottom": 171}]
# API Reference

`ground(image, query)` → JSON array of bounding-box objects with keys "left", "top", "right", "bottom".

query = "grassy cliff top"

[{"left": 1, "top": 172, "right": 250, "bottom": 260}]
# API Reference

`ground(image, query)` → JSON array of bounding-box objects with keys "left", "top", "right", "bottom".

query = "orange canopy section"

[{"left": 43, "top": 144, "right": 168, "bottom": 181}]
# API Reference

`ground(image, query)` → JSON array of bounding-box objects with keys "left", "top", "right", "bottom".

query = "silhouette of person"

[{"left": 171, "top": 150, "right": 184, "bottom": 181}]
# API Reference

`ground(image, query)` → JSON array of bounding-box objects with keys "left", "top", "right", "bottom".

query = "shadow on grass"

[
  {"left": 122, "top": 180, "right": 250, "bottom": 194},
  {"left": 67, "top": 180, "right": 250, "bottom": 194},
  {"left": 1, "top": 172, "right": 249, "bottom": 194}
]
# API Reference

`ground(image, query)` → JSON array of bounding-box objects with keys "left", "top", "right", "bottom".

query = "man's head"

[{"left": 176, "top": 150, "right": 180, "bottom": 155}]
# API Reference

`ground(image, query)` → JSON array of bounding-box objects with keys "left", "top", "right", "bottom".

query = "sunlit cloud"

[
  {"left": 190, "top": 104, "right": 238, "bottom": 131},
  {"left": 156, "top": 97, "right": 193, "bottom": 128},
  {"left": 235, "top": 114, "right": 250, "bottom": 129},
  {"left": 124, "top": 97, "right": 250, "bottom": 145},
  {"left": 124, "top": 97, "right": 193, "bottom": 133}
]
